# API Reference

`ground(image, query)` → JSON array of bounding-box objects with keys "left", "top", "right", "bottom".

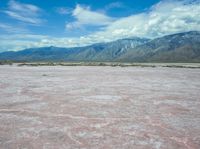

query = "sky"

[{"left": 0, "top": 0, "right": 200, "bottom": 52}]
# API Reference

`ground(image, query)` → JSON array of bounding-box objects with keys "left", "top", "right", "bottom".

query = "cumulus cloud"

[
  {"left": 66, "top": 4, "right": 115, "bottom": 30},
  {"left": 4, "top": 0, "right": 44, "bottom": 25},
  {"left": 91, "top": 0, "right": 200, "bottom": 39},
  {"left": 66, "top": 0, "right": 200, "bottom": 38}
]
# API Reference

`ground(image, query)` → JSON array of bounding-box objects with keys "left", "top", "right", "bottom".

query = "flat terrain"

[{"left": 0, "top": 65, "right": 200, "bottom": 149}]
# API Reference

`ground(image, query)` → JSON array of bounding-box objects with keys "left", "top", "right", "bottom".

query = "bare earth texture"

[{"left": 0, "top": 65, "right": 200, "bottom": 149}]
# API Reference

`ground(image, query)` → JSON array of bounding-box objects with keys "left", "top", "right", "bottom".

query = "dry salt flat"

[{"left": 0, "top": 65, "right": 200, "bottom": 149}]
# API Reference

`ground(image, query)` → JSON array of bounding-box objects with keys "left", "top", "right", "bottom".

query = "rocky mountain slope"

[{"left": 0, "top": 31, "right": 199, "bottom": 62}]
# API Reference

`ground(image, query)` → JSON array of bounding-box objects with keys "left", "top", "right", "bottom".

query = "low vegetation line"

[{"left": 1, "top": 61, "right": 200, "bottom": 68}]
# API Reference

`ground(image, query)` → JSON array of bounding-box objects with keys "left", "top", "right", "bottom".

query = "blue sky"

[{"left": 0, "top": 0, "right": 200, "bottom": 52}]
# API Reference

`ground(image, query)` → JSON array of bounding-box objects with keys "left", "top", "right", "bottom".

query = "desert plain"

[{"left": 0, "top": 65, "right": 200, "bottom": 149}]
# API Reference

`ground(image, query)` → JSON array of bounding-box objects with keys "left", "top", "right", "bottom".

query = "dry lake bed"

[{"left": 0, "top": 65, "right": 200, "bottom": 149}]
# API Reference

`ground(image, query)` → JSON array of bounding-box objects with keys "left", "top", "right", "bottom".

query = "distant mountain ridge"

[
  {"left": 0, "top": 31, "right": 200, "bottom": 62},
  {"left": 118, "top": 31, "right": 200, "bottom": 62}
]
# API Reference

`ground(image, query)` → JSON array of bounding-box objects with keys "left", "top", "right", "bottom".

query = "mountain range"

[{"left": 0, "top": 31, "right": 200, "bottom": 62}]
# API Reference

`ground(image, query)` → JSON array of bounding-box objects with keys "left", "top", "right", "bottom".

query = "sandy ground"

[{"left": 0, "top": 65, "right": 200, "bottom": 149}]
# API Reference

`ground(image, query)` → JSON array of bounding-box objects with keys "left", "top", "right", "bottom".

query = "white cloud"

[
  {"left": 91, "top": 0, "right": 200, "bottom": 39},
  {"left": 105, "top": 2, "right": 125, "bottom": 10},
  {"left": 0, "top": 23, "right": 29, "bottom": 33},
  {"left": 55, "top": 7, "right": 72, "bottom": 15},
  {"left": 0, "top": 33, "right": 108, "bottom": 52},
  {"left": 4, "top": 0, "right": 44, "bottom": 25},
  {"left": 66, "top": 4, "right": 115, "bottom": 30},
  {"left": 66, "top": 0, "right": 200, "bottom": 38}
]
